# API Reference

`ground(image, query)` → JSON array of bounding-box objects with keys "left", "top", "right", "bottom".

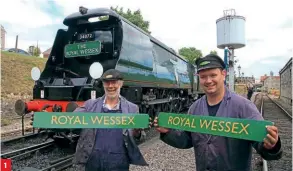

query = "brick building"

[
  {"left": 260, "top": 75, "right": 269, "bottom": 85},
  {"left": 42, "top": 47, "right": 52, "bottom": 58},
  {"left": 236, "top": 76, "right": 255, "bottom": 84},
  {"left": 1, "top": 25, "right": 6, "bottom": 50},
  {"left": 279, "top": 57, "right": 292, "bottom": 106},
  {"left": 263, "top": 71, "right": 280, "bottom": 93}
]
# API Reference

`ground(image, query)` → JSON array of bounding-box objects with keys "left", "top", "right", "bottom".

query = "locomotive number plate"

[
  {"left": 64, "top": 41, "right": 101, "bottom": 58},
  {"left": 77, "top": 33, "right": 95, "bottom": 41}
]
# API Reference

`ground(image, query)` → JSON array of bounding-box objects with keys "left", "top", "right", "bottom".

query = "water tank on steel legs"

[{"left": 216, "top": 9, "right": 246, "bottom": 50}]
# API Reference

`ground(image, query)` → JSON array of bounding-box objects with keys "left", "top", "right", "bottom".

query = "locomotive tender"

[{"left": 15, "top": 7, "right": 204, "bottom": 143}]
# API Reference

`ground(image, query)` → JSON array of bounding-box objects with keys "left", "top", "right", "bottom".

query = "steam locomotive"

[{"left": 14, "top": 7, "right": 204, "bottom": 146}]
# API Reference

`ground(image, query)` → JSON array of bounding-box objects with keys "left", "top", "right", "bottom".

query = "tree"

[
  {"left": 108, "top": 6, "right": 151, "bottom": 34},
  {"left": 178, "top": 47, "right": 203, "bottom": 63},
  {"left": 210, "top": 50, "right": 218, "bottom": 55},
  {"left": 27, "top": 46, "right": 41, "bottom": 56},
  {"left": 34, "top": 47, "right": 41, "bottom": 56}
]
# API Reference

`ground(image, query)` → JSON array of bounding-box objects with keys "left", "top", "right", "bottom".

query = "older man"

[
  {"left": 31, "top": 69, "right": 148, "bottom": 171},
  {"left": 153, "top": 54, "right": 282, "bottom": 171},
  {"left": 71, "top": 69, "right": 148, "bottom": 171}
]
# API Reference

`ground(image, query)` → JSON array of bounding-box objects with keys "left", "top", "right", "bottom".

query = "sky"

[{"left": 1, "top": 0, "right": 292, "bottom": 80}]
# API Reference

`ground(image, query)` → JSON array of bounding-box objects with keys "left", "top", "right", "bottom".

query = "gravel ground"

[
  {"left": 1, "top": 133, "right": 50, "bottom": 154},
  {"left": 63, "top": 128, "right": 196, "bottom": 171},
  {"left": 130, "top": 136, "right": 196, "bottom": 171},
  {"left": 1, "top": 117, "right": 33, "bottom": 139},
  {"left": 8, "top": 95, "right": 290, "bottom": 171},
  {"left": 250, "top": 93, "right": 264, "bottom": 171},
  {"left": 12, "top": 146, "right": 74, "bottom": 171},
  {"left": 1, "top": 133, "right": 74, "bottom": 171},
  {"left": 3, "top": 124, "right": 160, "bottom": 171},
  {"left": 63, "top": 127, "right": 160, "bottom": 171},
  {"left": 262, "top": 95, "right": 292, "bottom": 171},
  {"left": 268, "top": 95, "right": 292, "bottom": 115}
]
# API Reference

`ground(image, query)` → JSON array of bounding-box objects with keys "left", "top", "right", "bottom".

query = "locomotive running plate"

[{"left": 64, "top": 40, "right": 101, "bottom": 58}]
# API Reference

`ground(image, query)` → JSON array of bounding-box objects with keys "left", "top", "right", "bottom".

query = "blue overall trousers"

[{"left": 85, "top": 104, "right": 130, "bottom": 171}]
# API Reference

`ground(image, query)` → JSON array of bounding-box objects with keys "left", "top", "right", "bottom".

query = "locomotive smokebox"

[{"left": 15, "top": 99, "right": 27, "bottom": 116}]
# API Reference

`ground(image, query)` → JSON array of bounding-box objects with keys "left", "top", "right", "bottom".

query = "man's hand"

[
  {"left": 150, "top": 116, "right": 170, "bottom": 133},
  {"left": 263, "top": 125, "right": 279, "bottom": 150},
  {"left": 132, "top": 128, "right": 147, "bottom": 142}
]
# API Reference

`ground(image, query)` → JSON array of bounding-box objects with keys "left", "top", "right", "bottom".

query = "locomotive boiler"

[{"left": 14, "top": 7, "right": 205, "bottom": 145}]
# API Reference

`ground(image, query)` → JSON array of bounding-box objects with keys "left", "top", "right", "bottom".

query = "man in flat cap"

[
  {"left": 31, "top": 69, "right": 148, "bottom": 171},
  {"left": 154, "top": 54, "right": 282, "bottom": 171},
  {"left": 71, "top": 68, "right": 148, "bottom": 171}
]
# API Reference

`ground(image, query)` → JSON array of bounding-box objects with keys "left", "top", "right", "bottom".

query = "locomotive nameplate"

[
  {"left": 33, "top": 112, "right": 149, "bottom": 128},
  {"left": 158, "top": 112, "right": 273, "bottom": 142},
  {"left": 64, "top": 41, "right": 101, "bottom": 58}
]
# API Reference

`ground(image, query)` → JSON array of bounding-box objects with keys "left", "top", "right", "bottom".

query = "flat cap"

[
  {"left": 101, "top": 69, "right": 123, "bottom": 81},
  {"left": 195, "top": 54, "right": 225, "bottom": 73}
]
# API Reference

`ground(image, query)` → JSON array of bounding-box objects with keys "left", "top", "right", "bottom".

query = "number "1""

[{"left": 1, "top": 159, "right": 11, "bottom": 171}]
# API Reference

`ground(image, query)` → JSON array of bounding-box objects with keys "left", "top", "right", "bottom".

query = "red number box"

[{"left": 1, "top": 159, "right": 11, "bottom": 171}]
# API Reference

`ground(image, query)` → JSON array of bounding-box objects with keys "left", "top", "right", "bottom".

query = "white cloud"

[
  {"left": 1, "top": 0, "right": 292, "bottom": 78},
  {"left": 0, "top": 0, "right": 55, "bottom": 28},
  {"left": 261, "top": 60, "right": 278, "bottom": 64},
  {"left": 0, "top": 0, "right": 61, "bottom": 51}
]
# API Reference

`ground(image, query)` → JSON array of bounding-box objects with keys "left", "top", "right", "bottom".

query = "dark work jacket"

[
  {"left": 160, "top": 88, "right": 282, "bottom": 171},
  {"left": 71, "top": 95, "right": 148, "bottom": 171}
]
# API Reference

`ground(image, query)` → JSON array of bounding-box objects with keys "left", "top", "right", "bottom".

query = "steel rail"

[
  {"left": 260, "top": 94, "right": 268, "bottom": 171},
  {"left": 10, "top": 143, "right": 54, "bottom": 160},
  {"left": 40, "top": 157, "right": 73, "bottom": 171},
  {"left": 55, "top": 162, "right": 73, "bottom": 171},
  {"left": 1, "top": 131, "right": 46, "bottom": 145},
  {"left": 1, "top": 140, "right": 54, "bottom": 159},
  {"left": 49, "top": 155, "right": 74, "bottom": 165},
  {"left": 266, "top": 94, "right": 292, "bottom": 120}
]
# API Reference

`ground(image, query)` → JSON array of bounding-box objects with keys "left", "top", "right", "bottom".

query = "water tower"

[{"left": 216, "top": 9, "right": 246, "bottom": 92}]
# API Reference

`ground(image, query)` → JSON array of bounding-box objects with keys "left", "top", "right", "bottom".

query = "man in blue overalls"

[
  {"left": 153, "top": 54, "right": 282, "bottom": 171},
  {"left": 30, "top": 69, "right": 149, "bottom": 171},
  {"left": 71, "top": 69, "right": 148, "bottom": 171}
]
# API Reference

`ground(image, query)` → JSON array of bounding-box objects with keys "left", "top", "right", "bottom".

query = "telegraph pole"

[{"left": 15, "top": 35, "right": 18, "bottom": 53}]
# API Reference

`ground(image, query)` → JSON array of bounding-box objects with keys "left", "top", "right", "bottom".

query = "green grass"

[{"left": 1, "top": 51, "right": 47, "bottom": 98}]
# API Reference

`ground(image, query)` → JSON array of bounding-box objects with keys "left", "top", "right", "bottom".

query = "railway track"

[
  {"left": 1, "top": 126, "right": 159, "bottom": 171},
  {"left": 1, "top": 131, "right": 46, "bottom": 146},
  {"left": 1, "top": 132, "right": 51, "bottom": 154},
  {"left": 2, "top": 135, "right": 79, "bottom": 171},
  {"left": 1, "top": 106, "right": 186, "bottom": 170},
  {"left": 1, "top": 140, "right": 55, "bottom": 160},
  {"left": 262, "top": 94, "right": 292, "bottom": 171},
  {"left": 1, "top": 129, "right": 76, "bottom": 171}
]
